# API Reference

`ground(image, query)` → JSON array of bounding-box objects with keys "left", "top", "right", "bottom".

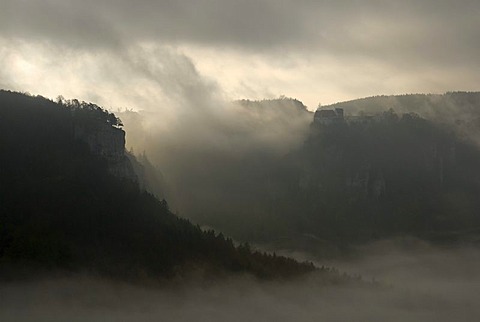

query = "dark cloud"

[
  {"left": 1, "top": 1, "right": 123, "bottom": 49},
  {"left": 1, "top": 0, "right": 311, "bottom": 49},
  {"left": 2, "top": 1, "right": 480, "bottom": 64}
]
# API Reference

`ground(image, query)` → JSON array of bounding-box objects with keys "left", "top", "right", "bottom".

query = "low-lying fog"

[{"left": 2, "top": 241, "right": 479, "bottom": 322}]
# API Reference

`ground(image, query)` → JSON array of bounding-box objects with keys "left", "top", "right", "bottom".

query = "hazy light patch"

[
  {"left": 179, "top": 45, "right": 471, "bottom": 108},
  {"left": 2, "top": 36, "right": 479, "bottom": 113},
  {"left": 11, "top": 57, "right": 39, "bottom": 81},
  {"left": 0, "top": 39, "right": 224, "bottom": 118},
  {"left": 0, "top": 38, "right": 119, "bottom": 106}
]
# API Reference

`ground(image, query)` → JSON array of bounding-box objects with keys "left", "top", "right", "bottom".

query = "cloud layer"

[{"left": 1, "top": 0, "right": 479, "bottom": 106}]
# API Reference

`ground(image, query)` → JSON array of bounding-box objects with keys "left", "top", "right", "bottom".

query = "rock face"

[
  {"left": 74, "top": 123, "right": 125, "bottom": 159},
  {"left": 74, "top": 123, "right": 137, "bottom": 181},
  {"left": 345, "top": 165, "right": 386, "bottom": 199}
]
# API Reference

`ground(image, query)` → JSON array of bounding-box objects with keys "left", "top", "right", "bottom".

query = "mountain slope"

[{"left": 0, "top": 90, "right": 316, "bottom": 280}]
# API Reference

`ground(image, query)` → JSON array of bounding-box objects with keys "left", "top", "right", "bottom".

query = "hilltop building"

[{"left": 314, "top": 108, "right": 344, "bottom": 125}]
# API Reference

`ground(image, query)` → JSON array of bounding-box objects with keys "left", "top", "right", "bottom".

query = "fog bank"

[{"left": 2, "top": 243, "right": 480, "bottom": 321}]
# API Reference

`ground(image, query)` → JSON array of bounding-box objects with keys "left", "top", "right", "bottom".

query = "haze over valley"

[{"left": 2, "top": 1, "right": 480, "bottom": 321}]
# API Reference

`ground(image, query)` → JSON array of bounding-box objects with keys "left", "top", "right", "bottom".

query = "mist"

[
  {"left": 2, "top": 241, "right": 480, "bottom": 322},
  {"left": 3, "top": 1, "right": 480, "bottom": 320},
  {"left": 116, "top": 66, "right": 312, "bottom": 218}
]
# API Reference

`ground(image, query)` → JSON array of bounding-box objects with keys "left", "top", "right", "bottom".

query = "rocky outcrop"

[
  {"left": 346, "top": 165, "right": 386, "bottom": 199},
  {"left": 74, "top": 123, "right": 137, "bottom": 181},
  {"left": 74, "top": 123, "right": 125, "bottom": 159}
]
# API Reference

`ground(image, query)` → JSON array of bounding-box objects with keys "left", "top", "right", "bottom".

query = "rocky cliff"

[{"left": 72, "top": 112, "right": 137, "bottom": 182}]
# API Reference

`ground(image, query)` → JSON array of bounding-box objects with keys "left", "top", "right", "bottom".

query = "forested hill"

[
  {"left": 204, "top": 108, "right": 480, "bottom": 253},
  {"left": 324, "top": 92, "right": 480, "bottom": 118},
  {"left": 293, "top": 110, "right": 480, "bottom": 243},
  {"left": 0, "top": 90, "right": 316, "bottom": 280},
  {"left": 324, "top": 92, "right": 480, "bottom": 144}
]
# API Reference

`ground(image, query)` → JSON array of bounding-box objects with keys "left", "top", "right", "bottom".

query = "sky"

[{"left": 1, "top": 0, "right": 479, "bottom": 110}]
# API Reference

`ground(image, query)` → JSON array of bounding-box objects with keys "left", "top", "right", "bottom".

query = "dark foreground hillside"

[{"left": 0, "top": 90, "right": 316, "bottom": 280}]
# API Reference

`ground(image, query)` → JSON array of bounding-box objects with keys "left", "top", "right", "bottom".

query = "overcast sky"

[{"left": 1, "top": 0, "right": 479, "bottom": 109}]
